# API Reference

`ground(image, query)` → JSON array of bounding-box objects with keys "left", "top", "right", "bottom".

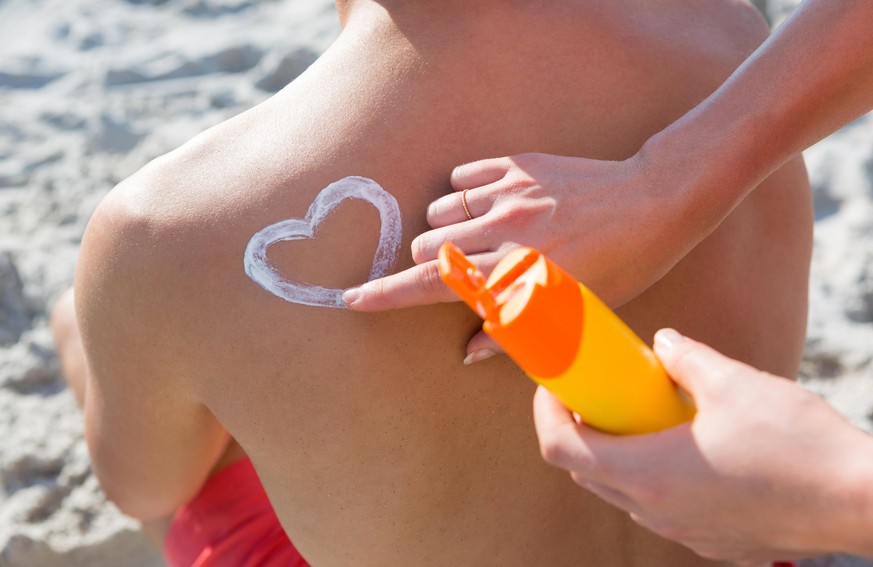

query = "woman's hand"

[
  {"left": 345, "top": 150, "right": 683, "bottom": 309},
  {"left": 343, "top": 149, "right": 704, "bottom": 356},
  {"left": 533, "top": 329, "right": 873, "bottom": 564}
]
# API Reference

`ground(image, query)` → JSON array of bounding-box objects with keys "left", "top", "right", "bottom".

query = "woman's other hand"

[{"left": 533, "top": 329, "right": 873, "bottom": 563}]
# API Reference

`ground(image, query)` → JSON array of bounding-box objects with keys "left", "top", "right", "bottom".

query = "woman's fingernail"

[
  {"left": 463, "top": 349, "right": 496, "bottom": 365},
  {"left": 342, "top": 287, "right": 361, "bottom": 305},
  {"left": 655, "top": 328, "right": 684, "bottom": 351}
]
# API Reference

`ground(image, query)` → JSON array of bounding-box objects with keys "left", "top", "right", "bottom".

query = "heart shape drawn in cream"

[{"left": 244, "top": 176, "right": 402, "bottom": 308}]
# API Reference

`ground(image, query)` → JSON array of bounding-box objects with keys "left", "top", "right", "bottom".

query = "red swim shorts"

[{"left": 163, "top": 457, "right": 310, "bottom": 567}]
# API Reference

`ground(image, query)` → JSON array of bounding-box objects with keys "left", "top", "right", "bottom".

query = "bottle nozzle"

[
  {"left": 439, "top": 242, "right": 584, "bottom": 378},
  {"left": 437, "top": 242, "right": 498, "bottom": 319}
]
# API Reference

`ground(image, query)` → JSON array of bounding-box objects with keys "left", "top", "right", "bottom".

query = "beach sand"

[{"left": 0, "top": 0, "right": 870, "bottom": 565}]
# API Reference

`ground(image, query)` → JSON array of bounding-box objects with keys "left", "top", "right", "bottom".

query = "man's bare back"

[{"left": 75, "top": 1, "right": 812, "bottom": 565}]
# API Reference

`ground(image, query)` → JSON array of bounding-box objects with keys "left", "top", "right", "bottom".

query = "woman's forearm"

[{"left": 645, "top": 0, "right": 873, "bottom": 223}]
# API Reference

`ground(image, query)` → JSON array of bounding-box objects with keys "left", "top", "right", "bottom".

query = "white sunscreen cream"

[{"left": 244, "top": 176, "right": 402, "bottom": 308}]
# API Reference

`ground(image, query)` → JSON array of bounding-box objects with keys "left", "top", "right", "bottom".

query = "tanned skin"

[{"left": 68, "top": 1, "right": 811, "bottom": 565}]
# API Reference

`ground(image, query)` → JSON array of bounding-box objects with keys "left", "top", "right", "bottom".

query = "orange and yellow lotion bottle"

[{"left": 438, "top": 242, "right": 695, "bottom": 435}]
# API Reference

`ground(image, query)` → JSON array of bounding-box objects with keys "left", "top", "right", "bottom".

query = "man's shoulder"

[{"left": 690, "top": 1, "right": 770, "bottom": 64}]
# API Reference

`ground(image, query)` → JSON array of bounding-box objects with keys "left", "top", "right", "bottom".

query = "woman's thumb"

[{"left": 652, "top": 328, "right": 743, "bottom": 399}]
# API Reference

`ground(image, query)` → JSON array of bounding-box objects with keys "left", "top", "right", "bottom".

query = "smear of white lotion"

[{"left": 244, "top": 176, "right": 402, "bottom": 308}]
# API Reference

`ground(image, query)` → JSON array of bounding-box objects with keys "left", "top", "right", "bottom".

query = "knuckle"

[
  {"left": 538, "top": 434, "right": 584, "bottom": 473},
  {"left": 425, "top": 201, "right": 440, "bottom": 223},
  {"left": 510, "top": 152, "right": 539, "bottom": 170},
  {"left": 538, "top": 433, "right": 566, "bottom": 466},
  {"left": 450, "top": 164, "right": 469, "bottom": 187},
  {"left": 568, "top": 472, "right": 601, "bottom": 492},
  {"left": 491, "top": 205, "right": 522, "bottom": 227},
  {"left": 587, "top": 455, "right": 617, "bottom": 482},
  {"left": 503, "top": 171, "right": 537, "bottom": 193},
  {"left": 410, "top": 235, "right": 429, "bottom": 264},
  {"left": 668, "top": 345, "right": 710, "bottom": 382},
  {"left": 629, "top": 477, "right": 668, "bottom": 508},
  {"left": 493, "top": 155, "right": 516, "bottom": 171},
  {"left": 489, "top": 199, "right": 552, "bottom": 234},
  {"left": 360, "top": 276, "right": 389, "bottom": 306},
  {"left": 416, "top": 262, "right": 445, "bottom": 296},
  {"left": 365, "top": 277, "right": 386, "bottom": 297},
  {"left": 491, "top": 200, "right": 534, "bottom": 226}
]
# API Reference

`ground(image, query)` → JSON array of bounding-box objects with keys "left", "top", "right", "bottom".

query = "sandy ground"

[{"left": 0, "top": 0, "right": 870, "bottom": 565}]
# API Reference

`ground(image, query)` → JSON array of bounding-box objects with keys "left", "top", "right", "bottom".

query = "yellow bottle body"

[
  {"left": 528, "top": 283, "right": 695, "bottom": 435},
  {"left": 438, "top": 242, "right": 695, "bottom": 436}
]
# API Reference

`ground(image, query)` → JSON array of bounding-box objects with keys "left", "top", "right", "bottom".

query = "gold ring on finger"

[{"left": 461, "top": 189, "right": 473, "bottom": 221}]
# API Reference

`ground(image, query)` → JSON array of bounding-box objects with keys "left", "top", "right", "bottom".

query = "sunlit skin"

[
  {"left": 341, "top": 0, "right": 873, "bottom": 562},
  {"left": 70, "top": 1, "right": 810, "bottom": 565}
]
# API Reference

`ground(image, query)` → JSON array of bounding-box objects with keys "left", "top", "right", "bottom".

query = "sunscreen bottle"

[{"left": 438, "top": 242, "right": 695, "bottom": 435}]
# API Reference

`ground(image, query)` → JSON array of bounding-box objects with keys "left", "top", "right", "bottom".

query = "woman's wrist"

[
  {"left": 639, "top": 101, "right": 763, "bottom": 215},
  {"left": 632, "top": 117, "right": 753, "bottom": 260},
  {"left": 805, "top": 422, "right": 873, "bottom": 558}
]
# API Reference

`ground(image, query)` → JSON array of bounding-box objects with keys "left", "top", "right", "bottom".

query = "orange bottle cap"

[{"left": 438, "top": 242, "right": 583, "bottom": 378}]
